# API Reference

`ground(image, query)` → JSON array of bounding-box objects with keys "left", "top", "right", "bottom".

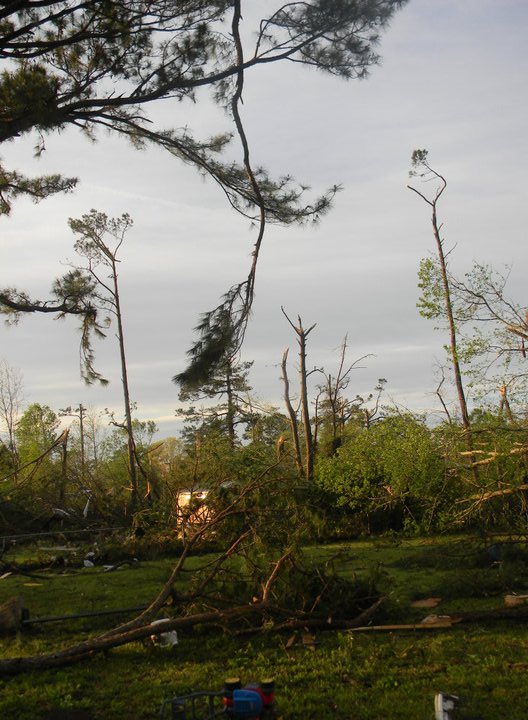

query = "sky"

[{"left": 2, "top": 0, "right": 528, "bottom": 438}]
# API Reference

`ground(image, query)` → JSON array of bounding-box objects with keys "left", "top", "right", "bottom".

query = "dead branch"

[
  {"left": 458, "top": 483, "right": 528, "bottom": 505},
  {"left": 0, "top": 603, "right": 267, "bottom": 675},
  {"left": 0, "top": 546, "right": 297, "bottom": 675},
  {"left": 103, "top": 469, "right": 280, "bottom": 638},
  {"left": 261, "top": 550, "right": 294, "bottom": 602},
  {"left": 350, "top": 603, "right": 528, "bottom": 633},
  {"left": 280, "top": 348, "right": 303, "bottom": 475},
  {"left": 232, "top": 596, "right": 385, "bottom": 637}
]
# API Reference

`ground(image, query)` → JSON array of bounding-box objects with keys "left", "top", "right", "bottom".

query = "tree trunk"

[
  {"left": 281, "top": 348, "right": 303, "bottom": 475},
  {"left": 408, "top": 156, "right": 477, "bottom": 481},
  {"left": 225, "top": 361, "right": 236, "bottom": 448},
  {"left": 298, "top": 323, "right": 315, "bottom": 481},
  {"left": 0, "top": 597, "right": 27, "bottom": 634},
  {"left": 281, "top": 309, "right": 316, "bottom": 481},
  {"left": 112, "top": 260, "right": 139, "bottom": 511}
]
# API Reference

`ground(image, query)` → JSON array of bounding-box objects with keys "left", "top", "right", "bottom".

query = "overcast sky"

[{"left": 2, "top": 0, "right": 527, "bottom": 438}]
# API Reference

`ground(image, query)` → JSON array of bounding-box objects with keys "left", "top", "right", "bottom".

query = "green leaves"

[
  {"left": 0, "top": 164, "right": 77, "bottom": 216},
  {"left": 417, "top": 256, "right": 444, "bottom": 321},
  {"left": 316, "top": 413, "right": 445, "bottom": 530},
  {"left": 0, "top": 65, "right": 60, "bottom": 136},
  {"left": 409, "top": 148, "right": 429, "bottom": 175}
]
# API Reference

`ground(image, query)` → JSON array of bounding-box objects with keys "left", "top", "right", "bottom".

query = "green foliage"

[
  {"left": 243, "top": 412, "right": 291, "bottom": 451},
  {"left": 409, "top": 147, "right": 429, "bottom": 174},
  {"left": 176, "top": 351, "right": 254, "bottom": 444},
  {"left": 316, "top": 413, "right": 447, "bottom": 532},
  {"left": 1, "top": 2, "right": 410, "bottom": 388},
  {"left": 0, "top": 164, "right": 77, "bottom": 216},
  {"left": 15, "top": 404, "right": 55, "bottom": 466},
  {"left": 453, "top": 262, "right": 528, "bottom": 404},
  {"left": 417, "top": 256, "right": 444, "bottom": 321},
  {"left": 3, "top": 537, "right": 528, "bottom": 719},
  {"left": 175, "top": 307, "right": 238, "bottom": 391},
  {"left": 0, "top": 2, "right": 408, "bottom": 141},
  {"left": 8, "top": 403, "right": 63, "bottom": 513},
  {"left": 0, "top": 64, "right": 59, "bottom": 133}
]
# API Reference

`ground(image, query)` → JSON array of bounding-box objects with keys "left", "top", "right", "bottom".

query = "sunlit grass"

[{"left": 2, "top": 536, "right": 528, "bottom": 719}]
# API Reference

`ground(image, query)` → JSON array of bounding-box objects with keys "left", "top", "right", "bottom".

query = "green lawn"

[{"left": 1, "top": 535, "right": 528, "bottom": 719}]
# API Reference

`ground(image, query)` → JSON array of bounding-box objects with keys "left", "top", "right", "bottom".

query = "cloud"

[{"left": 2, "top": 1, "right": 527, "bottom": 435}]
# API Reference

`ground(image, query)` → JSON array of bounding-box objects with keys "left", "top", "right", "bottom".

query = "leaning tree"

[
  {"left": 1, "top": 0, "right": 408, "bottom": 382},
  {"left": 0, "top": 0, "right": 410, "bottom": 674}
]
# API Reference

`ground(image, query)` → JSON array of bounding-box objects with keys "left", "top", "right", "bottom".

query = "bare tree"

[
  {"left": 68, "top": 211, "right": 140, "bottom": 511},
  {"left": 408, "top": 150, "right": 471, "bottom": 432},
  {"left": 0, "top": 360, "right": 23, "bottom": 470},
  {"left": 280, "top": 348, "right": 303, "bottom": 475},
  {"left": 59, "top": 404, "right": 87, "bottom": 482},
  {"left": 314, "top": 337, "right": 376, "bottom": 450},
  {"left": 281, "top": 309, "right": 317, "bottom": 481}
]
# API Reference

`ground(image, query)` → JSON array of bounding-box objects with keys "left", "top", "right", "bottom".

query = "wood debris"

[{"left": 410, "top": 597, "right": 442, "bottom": 608}]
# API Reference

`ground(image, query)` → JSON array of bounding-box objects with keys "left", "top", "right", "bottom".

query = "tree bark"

[
  {"left": 281, "top": 309, "right": 316, "bottom": 481},
  {"left": 281, "top": 348, "right": 303, "bottom": 475}
]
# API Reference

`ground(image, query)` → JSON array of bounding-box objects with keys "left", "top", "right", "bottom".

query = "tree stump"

[{"left": 0, "top": 596, "right": 27, "bottom": 633}]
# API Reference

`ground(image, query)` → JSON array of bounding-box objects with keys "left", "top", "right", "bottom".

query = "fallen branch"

[
  {"left": 460, "top": 483, "right": 528, "bottom": 504},
  {"left": 349, "top": 603, "right": 528, "bottom": 633},
  {"left": 0, "top": 560, "right": 49, "bottom": 580},
  {"left": 0, "top": 603, "right": 266, "bottom": 675},
  {"left": 0, "top": 469, "right": 382, "bottom": 676},
  {"left": 232, "top": 596, "right": 386, "bottom": 636}
]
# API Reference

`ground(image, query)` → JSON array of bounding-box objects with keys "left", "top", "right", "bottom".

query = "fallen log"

[
  {"left": 0, "top": 595, "right": 386, "bottom": 675},
  {"left": 0, "top": 602, "right": 267, "bottom": 675},
  {"left": 0, "top": 560, "right": 49, "bottom": 580}
]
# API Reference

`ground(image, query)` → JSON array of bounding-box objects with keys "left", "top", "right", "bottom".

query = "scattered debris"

[
  {"left": 102, "top": 558, "right": 139, "bottom": 573},
  {"left": 149, "top": 618, "right": 179, "bottom": 647},
  {"left": 51, "top": 508, "right": 72, "bottom": 519},
  {"left": 421, "top": 614, "right": 454, "bottom": 625},
  {"left": 301, "top": 630, "right": 316, "bottom": 651},
  {"left": 411, "top": 597, "right": 442, "bottom": 608},
  {"left": 40, "top": 547, "right": 79, "bottom": 553},
  {"left": 83, "top": 551, "right": 97, "bottom": 568},
  {"left": 434, "top": 692, "right": 459, "bottom": 720},
  {"left": 283, "top": 629, "right": 317, "bottom": 655},
  {"left": 350, "top": 620, "right": 456, "bottom": 632},
  {"left": 504, "top": 593, "right": 528, "bottom": 607},
  {"left": 285, "top": 633, "right": 297, "bottom": 651}
]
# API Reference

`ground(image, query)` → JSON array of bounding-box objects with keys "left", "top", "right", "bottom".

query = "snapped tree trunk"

[
  {"left": 408, "top": 151, "right": 478, "bottom": 481},
  {"left": 281, "top": 309, "right": 316, "bottom": 482},
  {"left": 281, "top": 348, "right": 303, "bottom": 476}
]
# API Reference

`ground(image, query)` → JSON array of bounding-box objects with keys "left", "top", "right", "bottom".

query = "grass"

[{"left": 2, "top": 535, "right": 528, "bottom": 719}]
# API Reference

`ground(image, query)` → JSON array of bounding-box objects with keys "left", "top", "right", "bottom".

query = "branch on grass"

[
  {"left": 0, "top": 603, "right": 267, "bottom": 675},
  {"left": 232, "top": 596, "right": 386, "bottom": 637},
  {"left": 349, "top": 603, "right": 528, "bottom": 633},
  {"left": 103, "top": 464, "right": 283, "bottom": 637}
]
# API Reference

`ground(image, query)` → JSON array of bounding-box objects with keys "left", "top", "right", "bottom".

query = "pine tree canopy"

[{"left": 0, "top": 1, "right": 408, "bottom": 384}]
